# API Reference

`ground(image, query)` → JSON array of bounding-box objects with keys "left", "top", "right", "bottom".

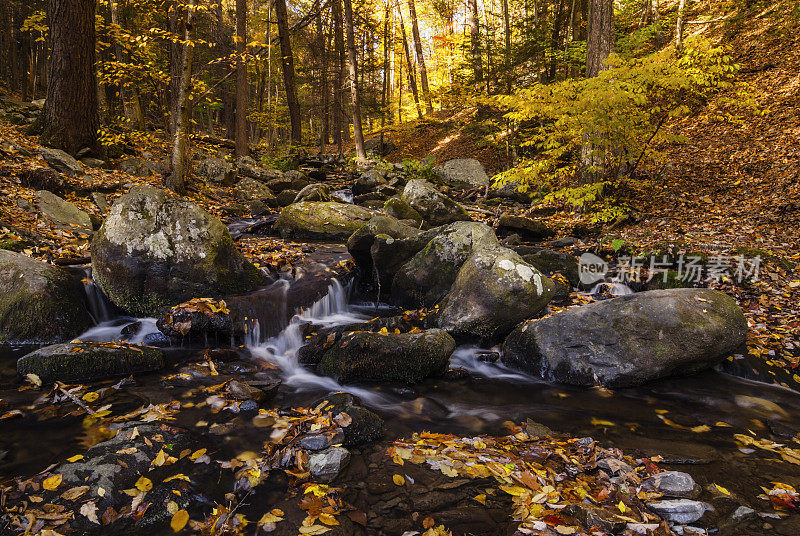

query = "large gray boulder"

[
  {"left": 234, "top": 177, "right": 277, "bottom": 210},
  {"left": 401, "top": 179, "right": 471, "bottom": 226},
  {"left": 346, "top": 215, "right": 421, "bottom": 272},
  {"left": 196, "top": 157, "right": 235, "bottom": 185},
  {"left": 294, "top": 183, "right": 332, "bottom": 203},
  {"left": 39, "top": 147, "right": 83, "bottom": 176},
  {"left": 0, "top": 251, "right": 93, "bottom": 344},
  {"left": 437, "top": 245, "right": 554, "bottom": 339},
  {"left": 17, "top": 342, "right": 165, "bottom": 384},
  {"left": 502, "top": 288, "right": 748, "bottom": 387},
  {"left": 236, "top": 155, "right": 282, "bottom": 182},
  {"left": 363, "top": 136, "right": 396, "bottom": 156},
  {"left": 37, "top": 190, "right": 93, "bottom": 233},
  {"left": 436, "top": 158, "right": 490, "bottom": 189},
  {"left": 92, "top": 185, "right": 265, "bottom": 316},
  {"left": 391, "top": 222, "right": 498, "bottom": 308},
  {"left": 118, "top": 157, "right": 157, "bottom": 177},
  {"left": 318, "top": 329, "right": 455, "bottom": 384},
  {"left": 274, "top": 201, "right": 373, "bottom": 241}
]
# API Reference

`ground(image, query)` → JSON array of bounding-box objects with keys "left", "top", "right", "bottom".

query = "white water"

[
  {"left": 77, "top": 318, "right": 162, "bottom": 344},
  {"left": 587, "top": 281, "right": 634, "bottom": 297}
]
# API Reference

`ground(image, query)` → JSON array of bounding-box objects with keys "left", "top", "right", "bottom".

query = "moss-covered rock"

[
  {"left": 384, "top": 196, "right": 424, "bottom": 226},
  {"left": 391, "top": 222, "right": 498, "bottom": 308},
  {"left": 521, "top": 248, "right": 580, "bottom": 287},
  {"left": 294, "top": 183, "right": 332, "bottom": 203},
  {"left": 234, "top": 177, "right": 277, "bottom": 207},
  {"left": 274, "top": 201, "right": 374, "bottom": 241},
  {"left": 497, "top": 214, "right": 555, "bottom": 241},
  {"left": 17, "top": 342, "right": 165, "bottom": 383},
  {"left": 437, "top": 245, "right": 554, "bottom": 339},
  {"left": 91, "top": 185, "right": 266, "bottom": 317},
  {"left": 0, "top": 251, "right": 93, "bottom": 344},
  {"left": 347, "top": 215, "right": 421, "bottom": 272},
  {"left": 37, "top": 190, "right": 92, "bottom": 233},
  {"left": 401, "top": 179, "right": 472, "bottom": 226},
  {"left": 502, "top": 288, "right": 748, "bottom": 387},
  {"left": 318, "top": 329, "right": 455, "bottom": 384}
]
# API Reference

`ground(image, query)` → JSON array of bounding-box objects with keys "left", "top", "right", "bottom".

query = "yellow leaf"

[
  {"left": 163, "top": 473, "right": 191, "bottom": 483},
  {"left": 591, "top": 417, "right": 615, "bottom": 427},
  {"left": 152, "top": 449, "right": 167, "bottom": 466},
  {"left": 690, "top": 425, "right": 711, "bottom": 433},
  {"left": 170, "top": 509, "right": 189, "bottom": 532},
  {"left": 26, "top": 373, "right": 42, "bottom": 387},
  {"left": 82, "top": 392, "right": 99, "bottom": 402},
  {"left": 43, "top": 474, "right": 63, "bottom": 490},
  {"left": 135, "top": 476, "right": 153, "bottom": 491},
  {"left": 499, "top": 485, "right": 527, "bottom": 496},
  {"left": 393, "top": 474, "right": 405, "bottom": 486},
  {"left": 66, "top": 455, "right": 84, "bottom": 463},
  {"left": 618, "top": 501, "right": 627, "bottom": 513},
  {"left": 298, "top": 525, "right": 330, "bottom": 535},
  {"left": 189, "top": 448, "right": 206, "bottom": 460},
  {"left": 714, "top": 483, "right": 731, "bottom": 495},
  {"left": 318, "top": 513, "right": 339, "bottom": 525},
  {"left": 474, "top": 494, "right": 486, "bottom": 505}
]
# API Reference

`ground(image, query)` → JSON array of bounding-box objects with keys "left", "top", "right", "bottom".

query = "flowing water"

[{"left": 2, "top": 272, "right": 800, "bottom": 533}]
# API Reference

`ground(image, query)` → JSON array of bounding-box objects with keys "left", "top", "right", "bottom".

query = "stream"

[{"left": 1, "top": 260, "right": 799, "bottom": 534}]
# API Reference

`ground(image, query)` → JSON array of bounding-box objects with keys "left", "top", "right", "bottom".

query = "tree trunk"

[
  {"left": 167, "top": 0, "right": 195, "bottom": 194},
  {"left": 585, "top": 0, "right": 613, "bottom": 78},
  {"left": 317, "top": 0, "right": 330, "bottom": 149},
  {"left": 333, "top": 0, "right": 344, "bottom": 151},
  {"left": 407, "top": 0, "right": 432, "bottom": 114},
  {"left": 109, "top": 0, "right": 144, "bottom": 128},
  {"left": 275, "top": 0, "right": 302, "bottom": 144},
  {"left": 235, "top": 0, "right": 249, "bottom": 156},
  {"left": 675, "top": 0, "right": 686, "bottom": 55},
  {"left": 343, "top": 0, "right": 365, "bottom": 159},
  {"left": 501, "top": 0, "right": 512, "bottom": 93},
  {"left": 397, "top": 3, "right": 422, "bottom": 120},
  {"left": 468, "top": 0, "right": 481, "bottom": 91},
  {"left": 40, "top": 0, "right": 98, "bottom": 154}
]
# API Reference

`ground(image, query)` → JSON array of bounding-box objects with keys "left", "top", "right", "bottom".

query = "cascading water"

[{"left": 80, "top": 267, "right": 113, "bottom": 324}]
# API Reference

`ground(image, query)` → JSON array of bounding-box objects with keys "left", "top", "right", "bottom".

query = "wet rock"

[
  {"left": 225, "top": 379, "right": 274, "bottom": 403},
  {"left": 647, "top": 499, "right": 710, "bottom": 524},
  {"left": 437, "top": 245, "right": 555, "bottom": 339},
  {"left": 17, "top": 342, "right": 164, "bottom": 383},
  {"left": 294, "top": 183, "right": 332, "bottom": 203},
  {"left": 353, "top": 170, "right": 387, "bottom": 195},
  {"left": 597, "top": 457, "right": 636, "bottom": 477},
  {"left": 276, "top": 188, "right": 300, "bottom": 206},
  {"left": 391, "top": 221, "right": 499, "bottom": 308},
  {"left": 92, "top": 185, "right": 265, "bottom": 316},
  {"left": 370, "top": 229, "right": 440, "bottom": 287},
  {"left": 318, "top": 329, "right": 456, "bottom": 384},
  {"left": 521, "top": 248, "right": 580, "bottom": 286},
  {"left": 565, "top": 504, "right": 627, "bottom": 534},
  {"left": 384, "top": 196, "right": 424, "bottom": 226},
  {"left": 91, "top": 192, "right": 109, "bottom": 212},
  {"left": 0, "top": 251, "right": 93, "bottom": 344},
  {"left": 436, "top": 158, "right": 490, "bottom": 189},
  {"left": 19, "top": 166, "right": 65, "bottom": 193},
  {"left": 274, "top": 201, "right": 374, "bottom": 241},
  {"left": 118, "top": 156, "right": 157, "bottom": 177},
  {"left": 309, "top": 447, "right": 350, "bottom": 482},
  {"left": 312, "top": 392, "right": 384, "bottom": 446},
  {"left": 156, "top": 298, "right": 233, "bottom": 341},
  {"left": 641, "top": 471, "right": 701, "bottom": 499},
  {"left": 730, "top": 506, "right": 755, "bottom": 521},
  {"left": 37, "top": 190, "right": 92, "bottom": 232},
  {"left": 502, "top": 289, "right": 748, "bottom": 387},
  {"left": 196, "top": 157, "right": 235, "bottom": 185},
  {"left": 267, "top": 175, "right": 293, "bottom": 192},
  {"left": 346, "top": 215, "right": 421, "bottom": 274},
  {"left": 39, "top": 147, "right": 84, "bottom": 176},
  {"left": 364, "top": 136, "right": 396, "bottom": 156},
  {"left": 236, "top": 155, "right": 282, "bottom": 182},
  {"left": 300, "top": 429, "right": 345, "bottom": 451},
  {"left": 401, "top": 179, "right": 472, "bottom": 226},
  {"left": 498, "top": 214, "right": 555, "bottom": 241},
  {"left": 734, "top": 395, "right": 790, "bottom": 420}
]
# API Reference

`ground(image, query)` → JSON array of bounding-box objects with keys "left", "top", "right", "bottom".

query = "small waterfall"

[
  {"left": 80, "top": 267, "right": 114, "bottom": 324},
  {"left": 587, "top": 281, "right": 634, "bottom": 297}
]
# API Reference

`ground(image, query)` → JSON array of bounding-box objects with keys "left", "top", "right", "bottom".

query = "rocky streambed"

[{"left": 0, "top": 156, "right": 798, "bottom": 535}]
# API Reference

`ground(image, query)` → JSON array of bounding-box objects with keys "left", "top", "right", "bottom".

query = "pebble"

[
  {"left": 640, "top": 471, "right": 700, "bottom": 498},
  {"left": 300, "top": 429, "right": 345, "bottom": 451},
  {"left": 731, "top": 505, "right": 755, "bottom": 521},
  {"left": 309, "top": 447, "right": 351, "bottom": 482},
  {"left": 647, "top": 499, "right": 710, "bottom": 524}
]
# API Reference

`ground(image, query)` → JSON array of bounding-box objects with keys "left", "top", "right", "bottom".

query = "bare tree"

[
  {"left": 397, "top": 3, "right": 422, "bottom": 120},
  {"left": 407, "top": 0, "right": 432, "bottom": 114},
  {"left": 343, "top": 0, "right": 365, "bottom": 159},
  {"left": 167, "top": 0, "right": 196, "bottom": 193},
  {"left": 275, "top": 0, "right": 302, "bottom": 144},
  {"left": 235, "top": 0, "right": 249, "bottom": 156}
]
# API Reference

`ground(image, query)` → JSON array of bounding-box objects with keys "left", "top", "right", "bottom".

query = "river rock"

[
  {"left": 346, "top": 215, "right": 421, "bottom": 274},
  {"left": 237, "top": 155, "right": 282, "bottom": 182},
  {"left": 489, "top": 180, "right": 533, "bottom": 203},
  {"left": 502, "top": 288, "right": 748, "bottom": 387},
  {"left": 92, "top": 185, "right": 265, "bottom": 316},
  {"left": 37, "top": 190, "right": 93, "bottom": 232},
  {"left": 646, "top": 499, "right": 710, "bottom": 524},
  {"left": 437, "top": 245, "right": 555, "bottom": 339},
  {"left": 197, "top": 157, "right": 235, "bottom": 185},
  {"left": 156, "top": 298, "right": 233, "bottom": 341},
  {"left": 318, "top": 329, "right": 456, "bottom": 384},
  {"left": 522, "top": 248, "right": 580, "bottom": 286},
  {"left": 384, "top": 196, "right": 424, "bottom": 226},
  {"left": 17, "top": 342, "right": 165, "bottom": 383},
  {"left": 118, "top": 156, "right": 157, "bottom": 177},
  {"left": 309, "top": 447, "right": 351, "bottom": 482},
  {"left": 39, "top": 147, "right": 83, "bottom": 176},
  {"left": 369, "top": 229, "right": 441, "bottom": 289},
  {"left": 274, "top": 201, "right": 373, "bottom": 241},
  {"left": 436, "top": 158, "right": 490, "bottom": 189},
  {"left": 312, "top": 392, "right": 384, "bottom": 446},
  {"left": 235, "top": 177, "right": 277, "bottom": 209},
  {"left": 498, "top": 214, "right": 555, "bottom": 241},
  {"left": 364, "top": 136, "right": 396, "bottom": 156},
  {"left": 640, "top": 471, "right": 700, "bottom": 499},
  {"left": 0, "top": 250, "right": 93, "bottom": 344},
  {"left": 391, "top": 221, "right": 498, "bottom": 308},
  {"left": 353, "top": 170, "right": 387, "bottom": 195},
  {"left": 19, "top": 166, "right": 65, "bottom": 193},
  {"left": 401, "top": 179, "right": 471, "bottom": 226},
  {"left": 294, "top": 183, "right": 332, "bottom": 203}
]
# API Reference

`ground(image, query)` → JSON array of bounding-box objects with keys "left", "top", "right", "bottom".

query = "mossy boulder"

[
  {"left": 274, "top": 201, "right": 374, "bottom": 241},
  {"left": 318, "top": 329, "right": 455, "bottom": 384},
  {"left": 235, "top": 177, "right": 277, "bottom": 207},
  {"left": 91, "top": 185, "right": 266, "bottom": 317},
  {"left": 0, "top": 251, "right": 93, "bottom": 344},
  {"left": 37, "top": 190, "right": 92, "bottom": 233},
  {"left": 17, "top": 342, "right": 165, "bottom": 384},
  {"left": 401, "top": 179, "right": 471, "bottom": 226},
  {"left": 391, "top": 222, "right": 498, "bottom": 309},
  {"left": 502, "top": 288, "right": 748, "bottom": 387},
  {"left": 294, "top": 183, "right": 332, "bottom": 203},
  {"left": 497, "top": 214, "right": 555, "bottom": 241},
  {"left": 384, "top": 196, "right": 424, "bottom": 226},
  {"left": 437, "top": 245, "right": 555, "bottom": 339},
  {"left": 521, "top": 248, "right": 580, "bottom": 287},
  {"left": 346, "top": 215, "right": 421, "bottom": 272},
  {"left": 435, "top": 158, "right": 490, "bottom": 189}
]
